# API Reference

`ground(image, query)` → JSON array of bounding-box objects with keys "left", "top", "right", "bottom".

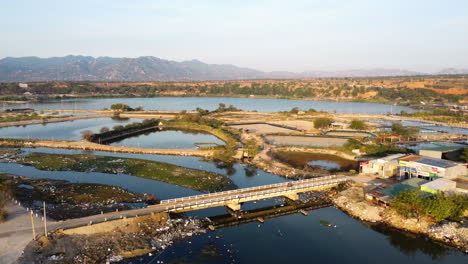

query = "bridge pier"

[
  {"left": 225, "top": 202, "right": 241, "bottom": 212},
  {"left": 283, "top": 192, "right": 300, "bottom": 204}
]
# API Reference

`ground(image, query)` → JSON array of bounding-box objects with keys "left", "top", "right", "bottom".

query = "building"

[
  {"left": 420, "top": 178, "right": 457, "bottom": 194},
  {"left": 18, "top": 83, "right": 28, "bottom": 88},
  {"left": 399, "top": 155, "right": 467, "bottom": 180},
  {"left": 360, "top": 153, "right": 407, "bottom": 178},
  {"left": 419, "top": 145, "right": 465, "bottom": 161},
  {"left": 365, "top": 178, "right": 429, "bottom": 206}
]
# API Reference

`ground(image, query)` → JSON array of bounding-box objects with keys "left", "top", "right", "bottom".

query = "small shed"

[{"left": 420, "top": 178, "right": 457, "bottom": 194}]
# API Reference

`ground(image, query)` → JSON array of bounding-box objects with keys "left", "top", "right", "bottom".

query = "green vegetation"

[
  {"left": 400, "top": 110, "right": 467, "bottom": 123},
  {"left": 14, "top": 152, "right": 235, "bottom": 192},
  {"left": 244, "top": 139, "right": 260, "bottom": 158},
  {"left": 86, "top": 118, "right": 160, "bottom": 142},
  {"left": 313, "top": 118, "right": 334, "bottom": 129},
  {"left": 169, "top": 112, "right": 239, "bottom": 162},
  {"left": 0, "top": 112, "right": 50, "bottom": 123},
  {"left": 391, "top": 123, "right": 420, "bottom": 137},
  {"left": 1, "top": 78, "right": 464, "bottom": 104},
  {"left": 335, "top": 138, "right": 408, "bottom": 157},
  {"left": 391, "top": 190, "right": 468, "bottom": 222},
  {"left": 349, "top": 120, "right": 367, "bottom": 130},
  {"left": 110, "top": 103, "right": 132, "bottom": 111},
  {"left": 0, "top": 149, "right": 23, "bottom": 159}
]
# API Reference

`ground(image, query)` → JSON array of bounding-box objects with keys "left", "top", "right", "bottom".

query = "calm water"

[
  {"left": 0, "top": 117, "right": 143, "bottom": 141},
  {"left": 109, "top": 129, "right": 225, "bottom": 149},
  {"left": 12, "top": 97, "right": 416, "bottom": 114},
  {"left": 308, "top": 160, "right": 342, "bottom": 170},
  {"left": 1, "top": 147, "right": 466, "bottom": 264}
]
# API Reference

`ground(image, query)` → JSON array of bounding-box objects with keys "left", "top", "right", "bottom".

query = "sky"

[{"left": 1, "top": 0, "right": 468, "bottom": 72}]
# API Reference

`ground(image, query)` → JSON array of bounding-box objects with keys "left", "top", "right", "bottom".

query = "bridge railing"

[
  {"left": 162, "top": 177, "right": 347, "bottom": 210},
  {"left": 165, "top": 178, "right": 345, "bottom": 211},
  {"left": 160, "top": 175, "right": 340, "bottom": 204}
]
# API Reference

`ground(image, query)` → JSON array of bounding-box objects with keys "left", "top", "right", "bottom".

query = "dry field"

[
  {"left": 229, "top": 124, "right": 297, "bottom": 134},
  {"left": 268, "top": 120, "right": 316, "bottom": 131},
  {"left": 265, "top": 135, "right": 348, "bottom": 147}
]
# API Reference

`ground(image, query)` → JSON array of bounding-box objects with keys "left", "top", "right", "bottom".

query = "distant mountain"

[
  {"left": 436, "top": 68, "right": 468, "bottom": 75},
  {"left": 300, "top": 68, "right": 423, "bottom": 78},
  {"left": 0, "top": 55, "right": 463, "bottom": 82},
  {"left": 0, "top": 56, "right": 265, "bottom": 82}
]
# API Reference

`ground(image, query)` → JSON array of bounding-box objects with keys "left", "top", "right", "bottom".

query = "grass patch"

[{"left": 14, "top": 152, "right": 236, "bottom": 192}]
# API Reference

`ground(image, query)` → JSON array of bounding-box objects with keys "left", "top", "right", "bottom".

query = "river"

[
  {"left": 0, "top": 147, "right": 466, "bottom": 263},
  {"left": 9, "top": 97, "right": 415, "bottom": 114}
]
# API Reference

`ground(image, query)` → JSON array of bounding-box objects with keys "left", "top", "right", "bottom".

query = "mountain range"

[{"left": 0, "top": 55, "right": 466, "bottom": 82}]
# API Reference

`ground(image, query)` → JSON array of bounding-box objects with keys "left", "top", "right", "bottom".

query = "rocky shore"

[
  {"left": 332, "top": 184, "right": 468, "bottom": 253},
  {"left": 18, "top": 216, "right": 207, "bottom": 263}
]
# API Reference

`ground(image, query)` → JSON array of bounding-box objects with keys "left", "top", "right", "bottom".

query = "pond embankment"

[
  {"left": 333, "top": 184, "right": 468, "bottom": 252},
  {"left": 0, "top": 114, "right": 108, "bottom": 128},
  {"left": 0, "top": 138, "right": 215, "bottom": 158}
]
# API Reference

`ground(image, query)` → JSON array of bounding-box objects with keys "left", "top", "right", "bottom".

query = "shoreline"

[{"left": 332, "top": 183, "right": 468, "bottom": 253}]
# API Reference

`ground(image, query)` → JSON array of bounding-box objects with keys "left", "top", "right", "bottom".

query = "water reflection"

[{"left": 371, "top": 224, "right": 449, "bottom": 260}]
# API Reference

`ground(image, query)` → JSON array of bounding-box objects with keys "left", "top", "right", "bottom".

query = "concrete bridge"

[
  {"left": 9, "top": 176, "right": 347, "bottom": 236},
  {"left": 159, "top": 175, "right": 347, "bottom": 213}
]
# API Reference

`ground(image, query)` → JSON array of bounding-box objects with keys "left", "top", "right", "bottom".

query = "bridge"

[
  {"left": 159, "top": 175, "right": 346, "bottom": 213},
  {"left": 14, "top": 176, "right": 347, "bottom": 235}
]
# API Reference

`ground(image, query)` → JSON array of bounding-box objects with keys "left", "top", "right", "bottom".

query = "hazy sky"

[{"left": 1, "top": 0, "right": 467, "bottom": 72}]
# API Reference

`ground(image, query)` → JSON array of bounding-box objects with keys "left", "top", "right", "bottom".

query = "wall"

[{"left": 62, "top": 212, "right": 169, "bottom": 236}]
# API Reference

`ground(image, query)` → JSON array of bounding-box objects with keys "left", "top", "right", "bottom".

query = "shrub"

[
  {"left": 314, "top": 118, "right": 333, "bottom": 129},
  {"left": 349, "top": 120, "right": 367, "bottom": 130}
]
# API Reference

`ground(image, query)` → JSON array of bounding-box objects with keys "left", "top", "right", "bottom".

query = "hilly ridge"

[{"left": 0, "top": 55, "right": 464, "bottom": 82}]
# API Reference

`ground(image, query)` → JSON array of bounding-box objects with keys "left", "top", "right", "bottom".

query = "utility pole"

[
  {"left": 43, "top": 201, "right": 48, "bottom": 236},
  {"left": 30, "top": 211, "right": 36, "bottom": 240}
]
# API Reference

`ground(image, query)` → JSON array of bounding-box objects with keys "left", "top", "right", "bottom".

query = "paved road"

[{"left": 0, "top": 202, "right": 47, "bottom": 264}]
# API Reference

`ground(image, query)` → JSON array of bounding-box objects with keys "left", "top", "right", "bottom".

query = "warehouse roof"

[
  {"left": 421, "top": 179, "right": 456, "bottom": 191},
  {"left": 415, "top": 157, "right": 460, "bottom": 168},
  {"left": 420, "top": 146, "right": 464, "bottom": 152}
]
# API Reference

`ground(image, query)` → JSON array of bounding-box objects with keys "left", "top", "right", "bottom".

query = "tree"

[
  {"left": 289, "top": 107, "right": 300, "bottom": 114},
  {"left": 391, "top": 123, "right": 420, "bottom": 137},
  {"left": 80, "top": 130, "right": 94, "bottom": 140},
  {"left": 349, "top": 120, "right": 367, "bottom": 130},
  {"left": 110, "top": 104, "right": 132, "bottom": 111},
  {"left": 99, "top": 127, "right": 109, "bottom": 133},
  {"left": 314, "top": 118, "right": 333, "bottom": 129},
  {"left": 390, "top": 190, "right": 425, "bottom": 222},
  {"left": 422, "top": 193, "right": 464, "bottom": 222}
]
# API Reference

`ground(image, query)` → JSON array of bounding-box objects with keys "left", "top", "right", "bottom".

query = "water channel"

[
  {"left": 1, "top": 98, "right": 466, "bottom": 263},
  {"left": 0, "top": 147, "right": 466, "bottom": 263}
]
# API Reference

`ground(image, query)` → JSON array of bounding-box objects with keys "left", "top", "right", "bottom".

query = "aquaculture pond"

[
  {"left": 14, "top": 97, "right": 416, "bottom": 114},
  {"left": 396, "top": 142, "right": 468, "bottom": 152},
  {"left": 275, "top": 151, "right": 358, "bottom": 172},
  {"left": 109, "top": 129, "right": 225, "bottom": 149},
  {"left": 1, "top": 148, "right": 466, "bottom": 264},
  {"left": 368, "top": 119, "right": 468, "bottom": 135},
  {"left": 0, "top": 117, "right": 143, "bottom": 141}
]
